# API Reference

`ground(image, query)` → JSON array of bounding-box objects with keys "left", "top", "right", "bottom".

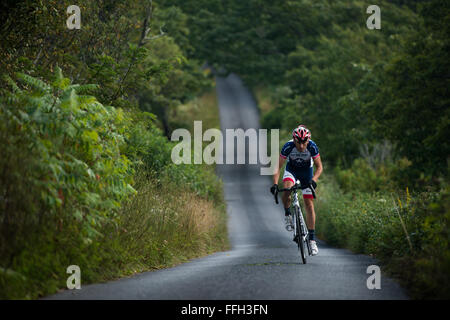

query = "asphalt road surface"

[{"left": 45, "top": 73, "right": 408, "bottom": 300}]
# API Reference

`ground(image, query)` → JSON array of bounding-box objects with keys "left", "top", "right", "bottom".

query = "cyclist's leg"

[
  {"left": 281, "top": 170, "right": 296, "bottom": 231},
  {"left": 299, "top": 172, "right": 317, "bottom": 240},
  {"left": 300, "top": 183, "right": 319, "bottom": 255},
  {"left": 281, "top": 170, "right": 295, "bottom": 210},
  {"left": 303, "top": 197, "right": 316, "bottom": 231}
]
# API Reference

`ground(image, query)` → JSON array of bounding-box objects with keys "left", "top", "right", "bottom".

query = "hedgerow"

[{"left": 0, "top": 70, "right": 225, "bottom": 299}]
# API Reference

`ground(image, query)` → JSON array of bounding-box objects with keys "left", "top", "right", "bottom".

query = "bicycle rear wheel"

[{"left": 295, "top": 206, "right": 307, "bottom": 264}]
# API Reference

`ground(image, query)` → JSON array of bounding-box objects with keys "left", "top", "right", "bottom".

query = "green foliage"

[
  {"left": 0, "top": 172, "right": 229, "bottom": 299},
  {"left": 366, "top": 1, "right": 450, "bottom": 178},
  {"left": 0, "top": 0, "right": 212, "bottom": 135},
  {"left": 121, "top": 109, "right": 223, "bottom": 202},
  {"left": 252, "top": 0, "right": 448, "bottom": 188},
  {"left": 335, "top": 158, "right": 389, "bottom": 193},
  {"left": 1, "top": 69, "right": 136, "bottom": 248},
  {"left": 0, "top": 0, "right": 224, "bottom": 300},
  {"left": 186, "top": 0, "right": 446, "bottom": 187},
  {"left": 0, "top": 70, "right": 225, "bottom": 299},
  {"left": 270, "top": 5, "right": 417, "bottom": 167},
  {"left": 334, "top": 156, "right": 414, "bottom": 193},
  {"left": 316, "top": 175, "right": 450, "bottom": 299}
]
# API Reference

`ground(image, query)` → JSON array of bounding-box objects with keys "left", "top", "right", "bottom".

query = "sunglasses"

[{"left": 295, "top": 138, "right": 309, "bottom": 144}]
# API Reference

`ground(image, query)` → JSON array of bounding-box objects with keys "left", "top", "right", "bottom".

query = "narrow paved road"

[{"left": 45, "top": 73, "right": 408, "bottom": 300}]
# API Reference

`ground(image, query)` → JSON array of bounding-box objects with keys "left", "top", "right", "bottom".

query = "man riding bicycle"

[{"left": 270, "top": 125, "right": 323, "bottom": 255}]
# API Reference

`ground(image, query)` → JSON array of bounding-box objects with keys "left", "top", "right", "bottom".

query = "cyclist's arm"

[
  {"left": 312, "top": 156, "right": 323, "bottom": 182},
  {"left": 273, "top": 155, "right": 286, "bottom": 185}
]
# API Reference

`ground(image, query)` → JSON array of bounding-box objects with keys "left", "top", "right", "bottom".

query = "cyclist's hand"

[
  {"left": 270, "top": 184, "right": 278, "bottom": 195},
  {"left": 310, "top": 180, "right": 317, "bottom": 189}
]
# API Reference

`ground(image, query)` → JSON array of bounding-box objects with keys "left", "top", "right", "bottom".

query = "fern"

[
  {"left": 2, "top": 74, "right": 21, "bottom": 94},
  {"left": 16, "top": 72, "right": 51, "bottom": 95},
  {"left": 66, "top": 84, "right": 99, "bottom": 95},
  {"left": 0, "top": 92, "right": 19, "bottom": 106},
  {"left": 52, "top": 66, "right": 70, "bottom": 90},
  {"left": 2, "top": 69, "right": 136, "bottom": 242}
]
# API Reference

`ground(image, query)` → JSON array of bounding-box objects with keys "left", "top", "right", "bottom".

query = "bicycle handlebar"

[{"left": 274, "top": 182, "right": 316, "bottom": 204}]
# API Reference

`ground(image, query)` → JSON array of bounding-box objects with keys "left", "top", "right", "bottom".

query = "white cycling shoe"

[
  {"left": 284, "top": 215, "right": 294, "bottom": 232},
  {"left": 310, "top": 240, "right": 319, "bottom": 255}
]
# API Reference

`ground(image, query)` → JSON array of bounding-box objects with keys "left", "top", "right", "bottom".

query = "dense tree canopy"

[
  {"left": 160, "top": 0, "right": 449, "bottom": 185},
  {"left": 0, "top": 0, "right": 211, "bottom": 136}
]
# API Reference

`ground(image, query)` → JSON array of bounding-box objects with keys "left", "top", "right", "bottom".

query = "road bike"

[{"left": 273, "top": 181, "right": 316, "bottom": 264}]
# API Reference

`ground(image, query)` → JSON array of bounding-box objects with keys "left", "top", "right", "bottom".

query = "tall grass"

[
  {"left": 0, "top": 171, "right": 228, "bottom": 299},
  {"left": 315, "top": 174, "right": 450, "bottom": 299},
  {"left": 102, "top": 169, "right": 229, "bottom": 279},
  {"left": 170, "top": 87, "right": 221, "bottom": 131}
]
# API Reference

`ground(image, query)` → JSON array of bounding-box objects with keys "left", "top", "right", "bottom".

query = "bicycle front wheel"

[{"left": 295, "top": 206, "right": 307, "bottom": 264}]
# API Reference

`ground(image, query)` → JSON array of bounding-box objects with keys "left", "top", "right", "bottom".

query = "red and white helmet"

[{"left": 292, "top": 125, "right": 311, "bottom": 143}]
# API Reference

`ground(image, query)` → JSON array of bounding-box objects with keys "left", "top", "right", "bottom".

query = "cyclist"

[{"left": 270, "top": 125, "right": 323, "bottom": 255}]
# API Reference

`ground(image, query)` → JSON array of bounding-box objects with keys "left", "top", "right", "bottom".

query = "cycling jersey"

[{"left": 280, "top": 140, "right": 320, "bottom": 196}]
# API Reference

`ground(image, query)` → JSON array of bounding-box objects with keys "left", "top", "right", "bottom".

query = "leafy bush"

[
  {"left": 121, "top": 106, "right": 223, "bottom": 203},
  {"left": 315, "top": 174, "right": 450, "bottom": 299},
  {"left": 0, "top": 0, "right": 222, "bottom": 299},
  {"left": 0, "top": 70, "right": 226, "bottom": 299},
  {"left": 335, "top": 158, "right": 388, "bottom": 193},
  {"left": 0, "top": 69, "right": 136, "bottom": 250},
  {"left": 334, "top": 157, "right": 414, "bottom": 193}
]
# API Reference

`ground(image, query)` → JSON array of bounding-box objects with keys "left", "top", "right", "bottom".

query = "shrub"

[
  {"left": 334, "top": 156, "right": 415, "bottom": 193},
  {"left": 0, "top": 69, "right": 136, "bottom": 252},
  {"left": 315, "top": 174, "right": 450, "bottom": 299},
  {"left": 0, "top": 70, "right": 227, "bottom": 299}
]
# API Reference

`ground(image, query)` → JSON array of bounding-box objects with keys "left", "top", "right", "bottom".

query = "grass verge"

[
  {"left": 315, "top": 174, "right": 450, "bottom": 299},
  {"left": 0, "top": 171, "right": 228, "bottom": 299}
]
